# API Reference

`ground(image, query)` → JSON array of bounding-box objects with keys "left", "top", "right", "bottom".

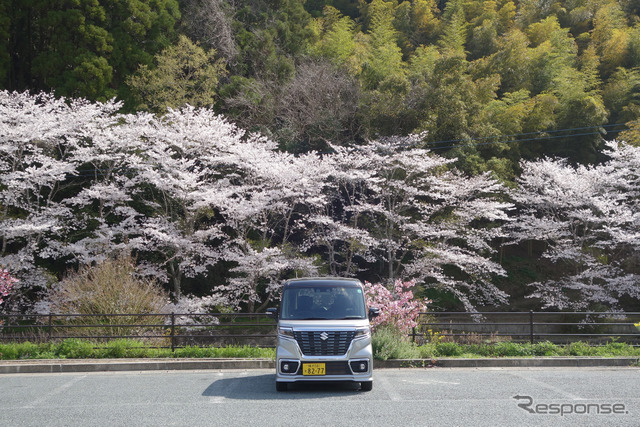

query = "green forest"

[{"left": 4, "top": 0, "right": 640, "bottom": 178}]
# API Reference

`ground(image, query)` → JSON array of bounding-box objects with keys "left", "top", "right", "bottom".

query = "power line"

[
  {"left": 426, "top": 126, "right": 625, "bottom": 152},
  {"left": 425, "top": 123, "right": 622, "bottom": 148}
]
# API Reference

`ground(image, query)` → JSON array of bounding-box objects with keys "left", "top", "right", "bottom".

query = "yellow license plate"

[{"left": 302, "top": 363, "right": 326, "bottom": 376}]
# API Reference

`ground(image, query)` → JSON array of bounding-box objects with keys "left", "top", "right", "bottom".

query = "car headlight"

[
  {"left": 278, "top": 327, "right": 295, "bottom": 338},
  {"left": 354, "top": 326, "right": 371, "bottom": 338}
]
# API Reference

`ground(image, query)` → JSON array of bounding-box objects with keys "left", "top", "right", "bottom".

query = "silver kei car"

[{"left": 266, "top": 277, "right": 379, "bottom": 392}]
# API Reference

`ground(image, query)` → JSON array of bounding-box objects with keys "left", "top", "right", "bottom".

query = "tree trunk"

[{"left": 169, "top": 262, "right": 182, "bottom": 298}]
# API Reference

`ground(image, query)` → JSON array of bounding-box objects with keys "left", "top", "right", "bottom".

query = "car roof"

[{"left": 283, "top": 277, "right": 363, "bottom": 288}]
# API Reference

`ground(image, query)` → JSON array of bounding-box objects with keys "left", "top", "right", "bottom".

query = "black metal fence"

[
  {"left": 0, "top": 312, "right": 278, "bottom": 350},
  {"left": 2, "top": 311, "right": 639, "bottom": 350},
  {"left": 412, "top": 311, "right": 640, "bottom": 346}
]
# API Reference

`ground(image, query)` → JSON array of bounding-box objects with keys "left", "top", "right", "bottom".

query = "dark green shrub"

[
  {"left": 597, "top": 341, "right": 636, "bottom": 356},
  {"left": 54, "top": 339, "right": 95, "bottom": 358},
  {"left": 435, "top": 342, "right": 464, "bottom": 357},
  {"left": 174, "top": 346, "right": 209, "bottom": 358},
  {"left": 532, "top": 341, "right": 560, "bottom": 356},
  {"left": 567, "top": 341, "right": 597, "bottom": 356},
  {"left": 15, "top": 342, "right": 42, "bottom": 359},
  {"left": 464, "top": 344, "right": 489, "bottom": 356},
  {"left": 0, "top": 343, "right": 19, "bottom": 359},
  {"left": 372, "top": 326, "right": 420, "bottom": 360},
  {"left": 493, "top": 341, "right": 532, "bottom": 357},
  {"left": 99, "top": 339, "right": 146, "bottom": 358},
  {"left": 418, "top": 343, "right": 437, "bottom": 358},
  {"left": 475, "top": 344, "right": 494, "bottom": 357}
]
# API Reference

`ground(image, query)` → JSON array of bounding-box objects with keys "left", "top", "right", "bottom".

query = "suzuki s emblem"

[{"left": 320, "top": 332, "right": 329, "bottom": 341}]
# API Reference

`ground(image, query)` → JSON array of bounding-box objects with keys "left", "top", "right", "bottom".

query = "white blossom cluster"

[
  {"left": 509, "top": 141, "right": 640, "bottom": 310},
  {"left": 1, "top": 92, "right": 638, "bottom": 312}
]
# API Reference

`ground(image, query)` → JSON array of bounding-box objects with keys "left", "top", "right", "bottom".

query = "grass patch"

[
  {"left": 374, "top": 328, "right": 639, "bottom": 359},
  {"left": 0, "top": 339, "right": 275, "bottom": 360},
  {"left": 172, "top": 345, "right": 274, "bottom": 359},
  {"left": 370, "top": 336, "right": 640, "bottom": 360},
  {"left": 54, "top": 338, "right": 94, "bottom": 358},
  {"left": 416, "top": 340, "right": 640, "bottom": 359},
  {"left": 0, "top": 338, "right": 638, "bottom": 361}
]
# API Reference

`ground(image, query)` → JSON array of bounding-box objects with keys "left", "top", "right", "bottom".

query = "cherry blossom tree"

[
  {"left": 507, "top": 141, "right": 640, "bottom": 310},
  {"left": 1, "top": 91, "right": 515, "bottom": 314},
  {"left": 118, "top": 106, "right": 244, "bottom": 297},
  {"left": 217, "top": 246, "right": 317, "bottom": 312},
  {"left": 0, "top": 92, "right": 326, "bottom": 311},
  {"left": 401, "top": 166, "right": 513, "bottom": 311},
  {"left": 0, "top": 269, "right": 17, "bottom": 306},
  {"left": 308, "top": 135, "right": 513, "bottom": 310},
  {"left": 303, "top": 143, "right": 379, "bottom": 277},
  {"left": 364, "top": 279, "right": 429, "bottom": 332},
  {"left": 46, "top": 102, "right": 146, "bottom": 267},
  {"left": 0, "top": 91, "right": 123, "bottom": 309},
  {"left": 209, "top": 147, "right": 333, "bottom": 311}
]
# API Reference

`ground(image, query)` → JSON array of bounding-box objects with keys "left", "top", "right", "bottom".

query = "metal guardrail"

[
  {"left": 0, "top": 312, "right": 278, "bottom": 350},
  {"left": 411, "top": 311, "right": 640, "bottom": 346}
]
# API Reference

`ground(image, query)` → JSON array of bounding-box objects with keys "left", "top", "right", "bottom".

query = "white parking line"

[
  {"left": 23, "top": 375, "right": 86, "bottom": 408},
  {"left": 507, "top": 371, "right": 583, "bottom": 400},
  {"left": 376, "top": 374, "right": 402, "bottom": 401},
  {"left": 207, "top": 371, "right": 247, "bottom": 404},
  {"left": 401, "top": 379, "right": 461, "bottom": 385}
]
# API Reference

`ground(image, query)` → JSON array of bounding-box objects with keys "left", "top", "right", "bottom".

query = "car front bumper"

[{"left": 275, "top": 334, "right": 374, "bottom": 383}]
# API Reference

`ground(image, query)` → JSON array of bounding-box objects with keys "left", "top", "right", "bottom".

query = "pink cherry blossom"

[
  {"left": 0, "top": 269, "right": 17, "bottom": 305},
  {"left": 364, "top": 279, "right": 429, "bottom": 333}
]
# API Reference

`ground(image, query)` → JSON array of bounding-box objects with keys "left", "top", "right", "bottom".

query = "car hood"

[{"left": 278, "top": 318, "right": 370, "bottom": 329}]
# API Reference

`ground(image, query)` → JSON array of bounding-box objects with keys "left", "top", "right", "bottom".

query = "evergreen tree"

[
  {"left": 127, "top": 35, "right": 226, "bottom": 113},
  {"left": 1, "top": 0, "right": 179, "bottom": 104}
]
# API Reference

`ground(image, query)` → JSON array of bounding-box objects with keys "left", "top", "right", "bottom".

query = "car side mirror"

[
  {"left": 368, "top": 307, "right": 380, "bottom": 319},
  {"left": 266, "top": 308, "right": 279, "bottom": 318}
]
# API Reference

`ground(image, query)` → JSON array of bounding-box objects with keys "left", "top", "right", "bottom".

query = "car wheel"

[
  {"left": 276, "top": 381, "right": 288, "bottom": 392},
  {"left": 360, "top": 381, "right": 373, "bottom": 391}
]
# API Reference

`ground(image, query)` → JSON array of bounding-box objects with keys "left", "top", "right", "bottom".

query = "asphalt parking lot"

[{"left": 1, "top": 367, "right": 638, "bottom": 426}]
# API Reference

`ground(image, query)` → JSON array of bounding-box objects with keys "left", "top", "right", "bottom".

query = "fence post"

[
  {"left": 48, "top": 313, "right": 53, "bottom": 342},
  {"left": 529, "top": 310, "right": 534, "bottom": 345},
  {"left": 170, "top": 312, "right": 176, "bottom": 352},
  {"left": 412, "top": 326, "right": 416, "bottom": 343}
]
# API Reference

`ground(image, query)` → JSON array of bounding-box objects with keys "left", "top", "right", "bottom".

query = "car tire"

[
  {"left": 360, "top": 381, "right": 373, "bottom": 391},
  {"left": 276, "top": 381, "right": 288, "bottom": 392}
]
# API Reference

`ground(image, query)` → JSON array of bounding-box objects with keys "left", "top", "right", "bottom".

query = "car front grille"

[
  {"left": 293, "top": 330, "right": 355, "bottom": 356},
  {"left": 297, "top": 361, "right": 351, "bottom": 375}
]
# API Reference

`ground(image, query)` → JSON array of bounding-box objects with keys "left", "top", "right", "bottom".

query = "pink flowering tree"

[
  {"left": 364, "top": 279, "right": 429, "bottom": 333},
  {"left": 0, "top": 269, "right": 17, "bottom": 303},
  {"left": 0, "top": 269, "right": 17, "bottom": 316}
]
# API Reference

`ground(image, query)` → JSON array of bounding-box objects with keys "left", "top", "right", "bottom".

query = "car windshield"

[{"left": 280, "top": 285, "right": 367, "bottom": 320}]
